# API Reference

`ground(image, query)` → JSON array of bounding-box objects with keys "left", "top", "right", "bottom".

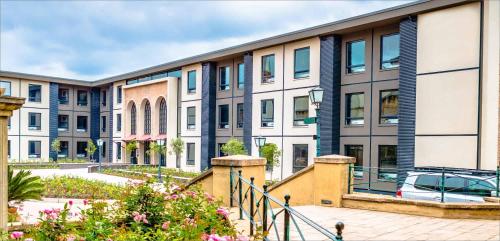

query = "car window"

[
  {"left": 439, "top": 177, "right": 466, "bottom": 194},
  {"left": 414, "top": 175, "right": 438, "bottom": 191},
  {"left": 468, "top": 179, "right": 495, "bottom": 197}
]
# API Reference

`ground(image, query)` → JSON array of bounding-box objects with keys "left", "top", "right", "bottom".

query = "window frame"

[
  {"left": 116, "top": 113, "right": 122, "bottom": 132},
  {"left": 380, "top": 33, "right": 400, "bottom": 70},
  {"left": 378, "top": 145, "right": 397, "bottom": 181},
  {"left": 219, "top": 66, "right": 230, "bottom": 91},
  {"left": 0, "top": 81, "right": 11, "bottom": 96},
  {"left": 58, "top": 88, "right": 69, "bottom": 105},
  {"left": 186, "top": 143, "right": 195, "bottom": 166},
  {"left": 58, "top": 114, "right": 69, "bottom": 131},
  {"left": 218, "top": 104, "right": 229, "bottom": 129},
  {"left": 261, "top": 54, "right": 275, "bottom": 84},
  {"left": 102, "top": 90, "right": 107, "bottom": 106},
  {"left": 116, "top": 142, "right": 122, "bottom": 160},
  {"left": 59, "top": 141, "right": 69, "bottom": 158},
  {"left": 117, "top": 86, "right": 122, "bottom": 104},
  {"left": 379, "top": 89, "right": 399, "bottom": 125},
  {"left": 236, "top": 103, "right": 244, "bottom": 129},
  {"left": 218, "top": 143, "right": 226, "bottom": 157},
  {"left": 28, "top": 112, "right": 41, "bottom": 130},
  {"left": 346, "top": 40, "right": 366, "bottom": 74},
  {"left": 130, "top": 104, "right": 137, "bottom": 135},
  {"left": 345, "top": 145, "right": 364, "bottom": 178},
  {"left": 186, "top": 106, "right": 196, "bottom": 130},
  {"left": 293, "top": 96, "right": 309, "bottom": 126},
  {"left": 261, "top": 99, "right": 274, "bottom": 127},
  {"left": 101, "top": 116, "right": 106, "bottom": 133},
  {"left": 345, "top": 92, "right": 365, "bottom": 126},
  {"left": 76, "top": 141, "right": 87, "bottom": 158},
  {"left": 293, "top": 144, "right": 308, "bottom": 173},
  {"left": 28, "top": 140, "right": 41, "bottom": 158},
  {"left": 77, "top": 90, "right": 88, "bottom": 106},
  {"left": 294, "top": 47, "right": 310, "bottom": 79},
  {"left": 187, "top": 70, "right": 197, "bottom": 93},
  {"left": 159, "top": 98, "right": 167, "bottom": 134},
  {"left": 144, "top": 101, "right": 151, "bottom": 135},
  {"left": 76, "top": 116, "right": 88, "bottom": 132},
  {"left": 237, "top": 63, "right": 245, "bottom": 89},
  {"left": 28, "top": 84, "right": 42, "bottom": 102}
]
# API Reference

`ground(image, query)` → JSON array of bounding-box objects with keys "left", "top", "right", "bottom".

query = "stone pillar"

[
  {"left": 0, "top": 90, "right": 25, "bottom": 230},
  {"left": 211, "top": 155, "right": 266, "bottom": 207},
  {"left": 313, "top": 155, "right": 355, "bottom": 207}
]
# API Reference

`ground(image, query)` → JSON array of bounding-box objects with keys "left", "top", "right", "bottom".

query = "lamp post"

[
  {"left": 156, "top": 139, "right": 165, "bottom": 183},
  {"left": 254, "top": 136, "right": 266, "bottom": 157},
  {"left": 308, "top": 87, "right": 324, "bottom": 157},
  {"left": 96, "top": 139, "right": 104, "bottom": 172}
]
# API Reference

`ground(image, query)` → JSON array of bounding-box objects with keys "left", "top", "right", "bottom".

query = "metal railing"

[
  {"left": 347, "top": 165, "right": 500, "bottom": 203},
  {"left": 230, "top": 168, "right": 344, "bottom": 241}
]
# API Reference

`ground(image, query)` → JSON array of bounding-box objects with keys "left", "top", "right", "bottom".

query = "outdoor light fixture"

[
  {"left": 308, "top": 87, "right": 324, "bottom": 109},
  {"left": 96, "top": 139, "right": 104, "bottom": 172},
  {"left": 254, "top": 136, "right": 266, "bottom": 148}
]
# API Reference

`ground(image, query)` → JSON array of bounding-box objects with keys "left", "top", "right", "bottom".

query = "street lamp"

[
  {"left": 96, "top": 139, "right": 104, "bottom": 172},
  {"left": 254, "top": 136, "right": 266, "bottom": 157},
  {"left": 156, "top": 139, "right": 165, "bottom": 183},
  {"left": 308, "top": 87, "right": 324, "bottom": 156}
]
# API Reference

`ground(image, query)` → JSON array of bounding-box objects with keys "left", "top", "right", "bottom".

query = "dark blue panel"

[
  {"left": 49, "top": 82, "right": 59, "bottom": 161},
  {"left": 201, "top": 62, "right": 216, "bottom": 171},
  {"left": 319, "top": 35, "right": 341, "bottom": 155},
  {"left": 397, "top": 17, "right": 418, "bottom": 186},
  {"left": 243, "top": 53, "right": 253, "bottom": 153},
  {"left": 90, "top": 88, "right": 101, "bottom": 161},
  {"left": 108, "top": 85, "right": 114, "bottom": 162}
]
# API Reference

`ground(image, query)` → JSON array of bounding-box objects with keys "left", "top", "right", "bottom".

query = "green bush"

[
  {"left": 42, "top": 176, "right": 123, "bottom": 199},
  {"left": 8, "top": 167, "right": 44, "bottom": 203},
  {"left": 221, "top": 138, "right": 247, "bottom": 156}
]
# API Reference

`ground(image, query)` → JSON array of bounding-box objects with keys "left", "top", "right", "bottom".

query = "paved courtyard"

[
  {"left": 231, "top": 206, "right": 500, "bottom": 241},
  {"left": 28, "top": 168, "right": 132, "bottom": 185}
]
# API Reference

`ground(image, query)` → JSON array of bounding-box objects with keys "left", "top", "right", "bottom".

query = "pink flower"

[
  {"left": 237, "top": 235, "right": 250, "bottom": 241},
  {"left": 83, "top": 199, "right": 89, "bottom": 205},
  {"left": 67, "top": 235, "right": 76, "bottom": 241},
  {"left": 162, "top": 221, "right": 170, "bottom": 230},
  {"left": 205, "top": 234, "right": 231, "bottom": 241},
  {"left": 9, "top": 231, "right": 23, "bottom": 239},
  {"left": 205, "top": 192, "right": 215, "bottom": 202},
  {"left": 170, "top": 194, "right": 179, "bottom": 200},
  {"left": 216, "top": 207, "right": 229, "bottom": 219},
  {"left": 68, "top": 200, "right": 73, "bottom": 206}
]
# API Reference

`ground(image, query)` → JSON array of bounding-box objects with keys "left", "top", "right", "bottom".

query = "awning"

[
  {"left": 137, "top": 135, "right": 151, "bottom": 141},
  {"left": 153, "top": 134, "right": 167, "bottom": 141},
  {"left": 123, "top": 135, "right": 136, "bottom": 141}
]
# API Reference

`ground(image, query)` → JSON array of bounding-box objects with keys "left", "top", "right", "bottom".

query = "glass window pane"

[
  {"left": 293, "top": 144, "right": 308, "bottom": 173},
  {"left": 187, "top": 143, "right": 195, "bottom": 165},
  {"left": 261, "top": 99, "right": 274, "bottom": 127},
  {"left": 187, "top": 107, "right": 196, "bottom": 129},
  {"left": 219, "top": 67, "right": 230, "bottom": 91},
  {"left": 468, "top": 179, "right": 494, "bottom": 196},
  {"left": 238, "top": 63, "right": 245, "bottom": 89},
  {"left": 347, "top": 40, "right": 365, "bottom": 73},
  {"left": 218, "top": 105, "right": 229, "bottom": 129},
  {"left": 262, "top": 55, "right": 275, "bottom": 83},
  {"left": 29, "top": 84, "right": 41, "bottom": 102},
  {"left": 415, "top": 175, "right": 439, "bottom": 191},
  {"left": 381, "top": 33, "right": 400, "bottom": 69},
  {"left": 237, "top": 103, "right": 244, "bottom": 128},
  {"left": 380, "top": 90, "right": 399, "bottom": 124},
  {"left": 293, "top": 96, "right": 309, "bottom": 125},
  {"left": 0, "top": 81, "right": 11, "bottom": 96},
  {"left": 378, "top": 145, "right": 397, "bottom": 180},
  {"left": 294, "top": 47, "right": 310, "bottom": 79},
  {"left": 188, "top": 71, "right": 196, "bottom": 93},
  {"left": 345, "top": 145, "right": 363, "bottom": 178},
  {"left": 346, "top": 93, "right": 364, "bottom": 125}
]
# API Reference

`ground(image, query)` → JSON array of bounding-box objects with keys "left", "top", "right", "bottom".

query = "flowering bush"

[{"left": 43, "top": 176, "right": 123, "bottom": 199}]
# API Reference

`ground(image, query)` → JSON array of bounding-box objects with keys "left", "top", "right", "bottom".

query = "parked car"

[{"left": 397, "top": 171, "right": 498, "bottom": 203}]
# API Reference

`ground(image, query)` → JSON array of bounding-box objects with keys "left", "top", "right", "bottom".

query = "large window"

[
  {"left": 346, "top": 40, "right": 365, "bottom": 74},
  {"left": 187, "top": 70, "right": 196, "bottom": 93},
  {"left": 236, "top": 103, "right": 244, "bottom": 128},
  {"left": 130, "top": 103, "right": 137, "bottom": 135},
  {"left": 187, "top": 107, "right": 196, "bottom": 130},
  {"left": 76, "top": 116, "right": 88, "bottom": 132},
  {"left": 28, "top": 141, "right": 41, "bottom": 158},
  {"left": 29, "top": 84, "right": 41, "bottom": 102},
  {"left": 101, "top": 116, "right": 106, "bottom": 133},
  {"left": 218, "top": 104, "right": 229, "bottom": 129},
  {"left": 159, "top": 98, "right": 167, "bottom": 134},
  {"left": 187, "top": 143, "right": 195, "bottom": 165},
  {"left": 58, "top": 88, "right": 69, "bottom": 105},
  {"left": 345, "top": 145, "right": 363, "bottom": 178},
  {"left": 293, "top": 96, "right": 309, "bottom": 126},
  {"left": 261, "top": 99, "right": 274, "bottom": 127},
  {"left": 59, "top": 141, "right": 69, "bottom": 158},
  {"left": 102, "top": 90, "right": 107, "bottom": 106},
  {"left": 76, "top": 141, "right": 87, "bottom": 158},
  {"left": 294, "top": 47, "right": 310, "bottom": 79},
  {"left": 293, "top": 144, "right": 308, "bottom": 173},
  {"left": 144, "top": 101, "right": 151, "bottom": 135},
  {"left": 116, "top": 114, "right": 122, "bottom": 132},
  {"left": 77, "top": 90, "right": 88, "bottom": 106},
  {"left": 378, "top": 145, "right": 397, "bottom": 181},
  {"left": 261, "top": 54, "right": 275, "bottom": 83},
  {"left": 380, "top": 89, "right": 399, "bottom": 124},
  {"left": 117, "top": 86, "right": 122, "bottom": 104},
  {"left": 219, "top": 66, "right": 230, "bottom": 91},
  {"left": 0, "top": 81, "right": 11, "bottom": 96},
  {"left": 345, "top": 93, "right": 364, "bottom": 125},
  {"left": 381, "top": 33, "right": 400, "bottom": 70},
  {"left": 58, "top": 115, "right": 69, "bottom": 131},
  {"left": 237, "top": 63, "right": 245, "bottom": 89},
  {"left": 116, "top": 142, "right": 122, "bottom": 160},
  {"left": 28, "top": 112, "right": 41, "bottom": 130}
]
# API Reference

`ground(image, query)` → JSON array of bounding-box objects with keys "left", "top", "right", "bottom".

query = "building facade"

[{"left": 1, "top": 0, "right": 498, "bottom": 189}]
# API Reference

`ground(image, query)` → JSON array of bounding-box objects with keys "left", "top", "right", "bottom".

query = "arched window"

[
  {"left": 159, "top": 98, "right": 167, "bottom": 134},
  {"left": 144, "top": 101, "right": 151, "bottom": 135},
  {"left": 131, "top": 103, "right": 137, "bottom": 135}
]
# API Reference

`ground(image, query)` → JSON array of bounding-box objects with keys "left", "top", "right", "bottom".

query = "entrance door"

[
  {"left": 130, "top": 149, "right": 137, "bottom": 164},
  {"left": 144, "top": 141, "right": 150, "bottom": 165},
  {"left": 160, "top": 153, "right": 166, "bottom": 166}
]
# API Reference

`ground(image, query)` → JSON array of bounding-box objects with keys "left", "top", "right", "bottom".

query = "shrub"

[
  {"left": 43, "top": 176, "right": 123, "bottom": 199},
  {"left": 221, "top": 138, "right": 247, "bottom": 156},
  {"left": 8, "top": 166, "right": 44, "bottom": 203},
  {"left": 85, "top": 140, "right": 97, "bottom": 161}
]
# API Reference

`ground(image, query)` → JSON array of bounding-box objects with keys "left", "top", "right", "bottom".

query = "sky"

[{"left": 0, "top": 1, "right": 413, "bottom": 81}]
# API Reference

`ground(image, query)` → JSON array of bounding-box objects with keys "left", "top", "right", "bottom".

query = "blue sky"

[{"left": 1, "top": 1, "right": 412, "bottom": 81}]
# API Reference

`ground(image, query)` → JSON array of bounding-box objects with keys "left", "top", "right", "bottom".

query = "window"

[
  {"left": 218, "top": 104, "right": 229, "bottom": 129},
  {"left": 439, "top": 177, "right": 466, "bottom": 194},
  {"left": 131, "top": 103, "right": 137, "bottom": 135},
  {"left": 380, "top": 90, "right": 399, "bottom": 124},
  {"left": 237, "top": 63, "right": 245, "bottom": 89},
  {"left": 294, "top": 47, "right": 310, "bottom": 79},
  {"left": 77, "top": 90, "right": 88, "bottom": 106},
  {"left": 261, "top": 99, "right": 274, "bottom": 127},
  {"left": 236, "top": 103, "right": 244, "bottom": 128},
  {"left": 187, "top": 70, "right": 196, "bottom": 93},
  {"left": 102, "top": 90, "right": 107, "bottom": 106},
  {"left": 28, "top": 84, "right": 41, "bottom": 102},
  {"left": 219, "top": 66, "right": 230, "bottom": 91},
  {"left": 415, "top": 175, "right": 439, "bottom": 191},
  {"left": 378, "top": 145, "right": 397, "bottom": 180},
  {"left": 346, "top": 40, "right": 365, "bottom": 73},
  {"left": 76, "top": 116, "right": 88, "bottom": 132},
  {"left": 116, "top": 114, "right": 122, "bottom": 132},
  {"left": 218, "top": 143, "right": 226, "bottom": 157},
  {"left": 293, "top": 96, "right": 309, "bottom": 126},
  {"left": 187, "top": 107, "right": 196, "bottom": 129},
  {"left": 28, "top": 112, "right": 41, "bottom": 130},
  {"left": 293, "top": 144, "right": 308, "bottom": 173},
  {"left": 187, "top": 143, "right": 195, "bottom": 165},
  {"left": 0, "top": 81, "right": 11, "bottom": 96},
  {"left": 59, "top": 141, "right": 69, "bottom": 158},
  {"left": 101, "top": 142, "right": 106, "bottom": 158},
  {"left": 144, "top": 101, "right": 151, "bottom": 135},
  {"left": 76, "top": 142, "right": 87, "bottom": 158},
  {"left": 381, "top": 33, "right": 400, "bottom": 70},
  {"left": 346, "top": 93, "right": 364, "bottom": 125},
  {"left": 8, "top": 140, "right": 10, "bottom": 158},
  {"left": 58, "top": 115, "right": 69, "bottom": 131},
  {"left": 117, "top": 86, "right": 122, "bottom": 104},
  {"left": 345, "top": 145, "right": 363, "bottom": 178},
  {"left": 58, "top": 88, "right": 69, "bottom": 105},
  {"left": 261, "top": 54, "right": 275, "bottom": 83},
  {"left": 101, "top": 116, "right": 106, "bottom": 133},
  {"left": 8, "top": 117, "right": 11, "bottom": 129},
  {"left": 159, "top": 98, "right": 167, "bottom": 134},
  {"left": 116, "top": 142, "right": 122, "bottom": 160},
  {"left": 468, "top": 179, "right": 495, "bottom": 197},
  {"left": 28, "top": 141, "right": 41, "bottom": 158}
]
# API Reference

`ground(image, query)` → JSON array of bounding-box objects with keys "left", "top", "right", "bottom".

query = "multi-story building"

[{"left": 1, "top": 0, "right": 498, "bottom": 190}]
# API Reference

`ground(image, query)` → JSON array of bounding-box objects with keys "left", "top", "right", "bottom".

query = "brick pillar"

[
  {"left": 0, "top": 90, "right": 25, "bottom": 230},
  {"left": 313, "top": 155, "right": 355, "bottom": 207}
]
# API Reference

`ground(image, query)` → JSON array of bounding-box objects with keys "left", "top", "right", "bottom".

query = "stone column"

[
  {"left": 211, "top": 155, "right": 266, "bottom": 207},
  {"left": 0, "top": 89, "right": 25, "bottom": 230},
  {"left": 313, "top": 155, "right": 355, "bottom": 207}
]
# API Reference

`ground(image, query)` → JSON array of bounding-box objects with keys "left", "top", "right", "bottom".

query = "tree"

[
  {"left": 50, "top": 138, "right": 61, "bottom": 162},
  {"left": 146, "top": 142, "right": 167, "bottom": 165},
  {"left": 125, "top": 141, "right": 138, "bottom": 154},
  {"left": 85, "top": 140, "right": 97, "bottom": 162},
  {"left": 8, "top": 166, "right": 43, "bottom": 204},
  {"left": 169, "top": 138, "right": 184, "bottom": 168},
  {"left": 221, "top": 138, "right": 247, "bottom": 156},
  {"left": 261, "top": 143, "right": 282, "bottom": 180}
]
